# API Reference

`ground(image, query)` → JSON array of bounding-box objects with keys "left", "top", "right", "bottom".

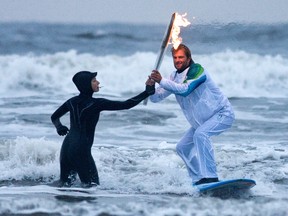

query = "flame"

[{"left": 171, "top": 13, "right": 191, "bottom": 49}]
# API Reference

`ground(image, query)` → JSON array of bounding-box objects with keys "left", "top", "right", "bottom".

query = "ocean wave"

[
  {"left": 0, "top": 50, "right": 287, "bottom": 98},
  {"left": 74, "top": 31, "right": 148, "bottom": 42},
  {"left": 1, "top": 134, "right": 287, "bottom": 196}
]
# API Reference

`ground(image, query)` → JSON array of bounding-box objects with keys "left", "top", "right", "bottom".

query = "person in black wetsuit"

[{"left": 51, "top": 71, "right": 155, "bottom": 187}]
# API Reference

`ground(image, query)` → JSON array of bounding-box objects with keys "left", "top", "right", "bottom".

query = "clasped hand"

[
  {"left": 145, "top": 70, "right": 163, "bottom": 95},
  {"left": 149, "top": 70, "right": 162, "bottom": 83}
]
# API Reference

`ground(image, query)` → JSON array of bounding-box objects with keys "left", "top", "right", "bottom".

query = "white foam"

[
  {"left": 0, "top": 137, "right": 60, "bottom": 181},
  {"left": 0, "top": 50, "right": 287, "bottom": 98}
]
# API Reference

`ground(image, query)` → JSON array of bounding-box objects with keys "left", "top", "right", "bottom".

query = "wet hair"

[{"left": 171, "top": 44, "right": 192, "bottom": 59}]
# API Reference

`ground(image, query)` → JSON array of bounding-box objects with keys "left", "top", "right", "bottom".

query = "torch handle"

[{"left": 143, "top": 13, "right": 176, "bottom": 105}]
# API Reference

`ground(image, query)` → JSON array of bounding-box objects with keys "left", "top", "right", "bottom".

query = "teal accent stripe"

[
  {"left": 184, "top": 63, "right": 204, "bottom": 83},
  {"left": 177, "top": 74, "right": 206, "bottom": 97}
]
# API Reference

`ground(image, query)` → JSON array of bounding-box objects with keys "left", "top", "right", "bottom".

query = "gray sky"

[{"left": 0, "top": 0, "right": 287, "bottom": 24}]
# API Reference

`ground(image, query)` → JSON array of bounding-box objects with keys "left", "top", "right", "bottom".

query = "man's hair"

[{"left": 171, "top": 44, "right": 192, "bottom": 59}]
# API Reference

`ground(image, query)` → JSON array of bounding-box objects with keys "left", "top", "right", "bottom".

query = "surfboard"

[
  {"left": 57, "top": 188, "right": 92, "bottom": 194},
  {"left": 195, "top": 178, "right": 256, "bottom": 197}
]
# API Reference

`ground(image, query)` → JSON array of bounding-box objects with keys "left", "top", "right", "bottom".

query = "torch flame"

[{"left": 171, "top": 13, "right": 191, "bottom": 49}]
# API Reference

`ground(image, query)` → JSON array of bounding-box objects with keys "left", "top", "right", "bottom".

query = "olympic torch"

[
  {"left": 143, "top": 13, "right": 176, "bottom": 105},
  {"left": 154, "top": 13, "right": 176, "bottom": 71},
  {"left": 143, "top": 12, "right": 191, "bottom": 105}
]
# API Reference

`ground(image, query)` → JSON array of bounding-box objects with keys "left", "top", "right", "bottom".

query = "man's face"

[{"left": 172, "top": 49, "right": 191, "bottom": 71}]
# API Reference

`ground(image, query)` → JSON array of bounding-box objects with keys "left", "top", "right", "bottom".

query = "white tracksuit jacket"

[{"left": 150, "top": 63, "right": 235, "bottom": 183}]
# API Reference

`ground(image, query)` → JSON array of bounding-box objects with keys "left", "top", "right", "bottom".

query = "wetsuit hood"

[{"left": 72, "top": 71, "right": 97, "bottom": 96}]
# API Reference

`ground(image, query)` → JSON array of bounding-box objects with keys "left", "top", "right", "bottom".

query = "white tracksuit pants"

[{"left": 176, "top": 109, "right": 234, "bottom": 184}]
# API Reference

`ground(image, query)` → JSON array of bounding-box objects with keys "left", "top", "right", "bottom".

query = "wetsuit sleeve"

[
  {"left": 158, "top": 64, "right": 206, "bottom": 97},
  {"left": 98, "top": 91, "right": 149, "bottom": 111},
  {"left": 51, "top": 101, "right": 69, "bottom": 129}
]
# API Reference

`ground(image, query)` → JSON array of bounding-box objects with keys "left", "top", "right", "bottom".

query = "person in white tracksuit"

[{"left": 147, "top": 44, "right": 235, "bottom": 185}]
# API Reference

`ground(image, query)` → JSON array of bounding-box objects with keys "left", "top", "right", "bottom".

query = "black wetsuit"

[{"left": 51, "top": 71, "right": 152, "bottom": 187}]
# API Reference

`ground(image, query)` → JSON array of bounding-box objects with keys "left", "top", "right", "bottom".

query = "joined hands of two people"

[
  {"left": 149, "top": 70, "right": 162, "bottom": 83},
  {"left": 145, "top": 70, "right": 162, "bottom": 95}
]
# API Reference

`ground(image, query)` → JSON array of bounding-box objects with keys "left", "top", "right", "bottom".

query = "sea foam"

[{"left": 0, "top": 50, "right": 287, "bottom": 98}]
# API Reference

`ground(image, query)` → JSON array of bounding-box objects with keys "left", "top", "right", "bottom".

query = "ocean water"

[{"left": 0, "top": 22, "right": 287, "bottom": 216}]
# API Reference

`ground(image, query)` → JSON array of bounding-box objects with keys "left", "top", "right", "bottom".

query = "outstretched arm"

[{"left": 98, "top": 85, "right": 155, "bottom": 111}]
